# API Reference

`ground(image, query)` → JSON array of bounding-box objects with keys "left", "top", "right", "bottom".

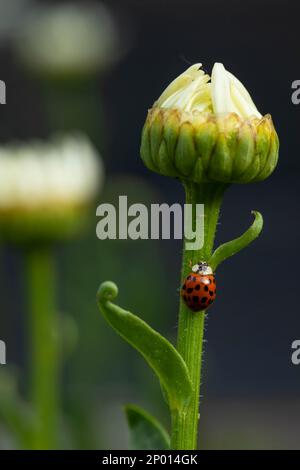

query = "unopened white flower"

[
  {"left": 0, "top": 134, "right": 103, "bottom": 242},
  {"left": 141, "top": 62, "right": 279, "bottom": 184},
  {"left": 156, "top": 62, "right": 261, "bottom": 119},
  {"left": 15, "top": 2, "right": 120, "bottom": 77}
]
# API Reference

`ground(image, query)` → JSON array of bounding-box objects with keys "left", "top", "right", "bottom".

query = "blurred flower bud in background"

[
  {"left": 141, "top": 63, "right": 279, "bottom": 184},
  {"left": 0, "top": 134, "right": 103, "bottom": 244},
  {"left": 9, "top": 1, "right": 130, "bottom": 148},
  {"left": 14, "top": 2, "right": 122, "bottom": 80}
]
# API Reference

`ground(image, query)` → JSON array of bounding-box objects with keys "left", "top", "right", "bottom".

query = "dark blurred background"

[{"left": 0, "top": 0, "right": 299, "bottom": 450}]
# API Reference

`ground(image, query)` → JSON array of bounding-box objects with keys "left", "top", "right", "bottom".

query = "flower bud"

[
  {"left": 14, "top": 3, "right": 122, "bottom": 81},
  {"left": 0, "top": 134, "right": 103, "bottom": 244},
  {"left": 140, "top": 63, "right": 279, "bottom": 184}
]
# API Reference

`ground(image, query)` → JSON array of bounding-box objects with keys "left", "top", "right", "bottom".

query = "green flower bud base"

[{"left": 141, "top": 108, "right": 279, "bottom": 184}]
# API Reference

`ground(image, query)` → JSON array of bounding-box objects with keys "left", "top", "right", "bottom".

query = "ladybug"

[{"left": 181, "top": 261, "right": 216, "bottom": 312}]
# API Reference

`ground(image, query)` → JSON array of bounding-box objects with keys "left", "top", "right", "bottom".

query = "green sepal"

[
  {"left": 193, "top": 157, "right": 206, "bottom": 183},
  {"left": 150, "top": 114, "right": 164, "bottom": 168},
  {"left": 238, "top": 154, "right": 260, "bottom": 183},
  {"left": 254, "top": 121, "right": 271, "bottom": 173},
  {"left": 231, "top": 124, "right": 255, "bottom": 179},
  {"left": 255, "top": 131, "right": 279, "bottom": 182},
  {"left": 209, "top": 133, "right": 233, "bottom": 182},
  {"left": 194, "top": 121, "right": 217, "bottom": 171},
  {"left": 158, "top": 139, "right": 177, "bottom": 177},
  {"left": 140, "top": 124, "right": 157, "bottom": 172},
  {"left": 175, "top": 122, "right": 197, "bottom": 176},
  {"left": 163, "top": 111, "right": 180, "bottom": 160}
]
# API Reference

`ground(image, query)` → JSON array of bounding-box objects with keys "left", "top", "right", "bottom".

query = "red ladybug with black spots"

[{"left": 181, "top": 261, "right": 216, "bottom": 312}]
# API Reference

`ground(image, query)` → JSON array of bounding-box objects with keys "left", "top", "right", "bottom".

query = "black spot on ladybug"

[
  {"left": 193, "top": 296, "right": 199, "bottom": 302},
  {"left": 201, "top": 297, "right": 207, "bottom": 303},
  {"left": 187, "top": 275, "right": 192, "bottom": 280},
  {"left": 192, "top": 276, "right": 197, "bottom": 281},
  {"left": 195, "top": 284, "right": 200, "bottom": 291},
  {"left": 204, "top": 285, "right": 209, "bottom": 292},
  {"left": 187, "top": 287, "right": 193, "bottom": 294},
  {"left": 209, "top": 290, "right": 214, "bottom": 296}
]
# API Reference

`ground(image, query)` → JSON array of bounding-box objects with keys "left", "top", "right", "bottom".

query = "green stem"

[
  {"left": 25, "top": 246, "right": 60, "bottom": 449},
  {"left": 171, "top": 182, "right": 228, "bottom": 450}
]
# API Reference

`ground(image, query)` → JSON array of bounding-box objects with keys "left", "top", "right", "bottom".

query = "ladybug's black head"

[{"left": 192, "top": 261, "right": 213, "bottom": 275}]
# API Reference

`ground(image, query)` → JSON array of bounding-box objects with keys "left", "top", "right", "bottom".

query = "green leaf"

[
  {"left": 125, "top": 404, "right": 170, "bottom": 450},
  {"left": 209, "top": 211, "right": 263, "bottom": 270},
  {"left": 96, "top": 281, "right": 192, "bottom": 412}
]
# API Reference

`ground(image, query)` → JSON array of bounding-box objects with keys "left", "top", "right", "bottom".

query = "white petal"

[
  {"left": 227, "top": 71, "right": 262, "bottom": 118},
  {"left": 211, "top": 63, "right": 235, "bottom": 114},
  {"left": 211, "top": 63, "right": 261, "bottom": 118},
  {"left": 156, "top": 63, "right": 203, "bottom": 107},
  {"left": 227, "top": 71, "right": 261, "bottom": 117}
]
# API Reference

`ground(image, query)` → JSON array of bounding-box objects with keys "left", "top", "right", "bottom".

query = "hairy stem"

[
  {"left": 25, "top": 247, "right": 60, "bottom": 449},
  {"left": 171, "top": 182, "right": 228, "bottom": 450}
]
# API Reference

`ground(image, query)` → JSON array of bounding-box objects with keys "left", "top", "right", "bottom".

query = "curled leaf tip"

[
  {"left": 97, "top": 281, "right": 119, "bottom": 303},
  {"left": 209, "top": 210, "right": 263, "bottom": 270},
  {"left": 250, "top": 210, "right": 263, "bottom": 227}
]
